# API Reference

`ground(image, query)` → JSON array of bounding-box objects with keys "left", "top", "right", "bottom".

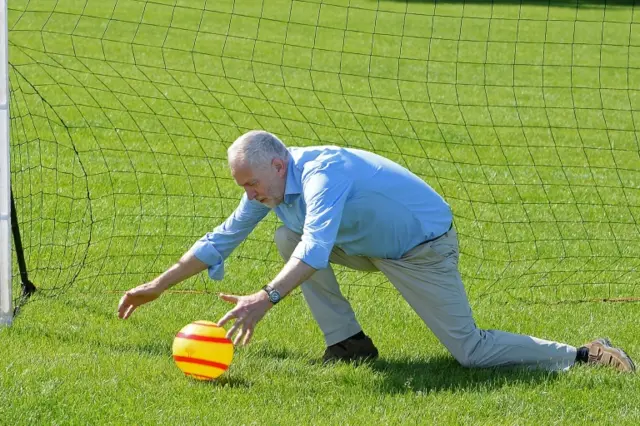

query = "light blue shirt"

[{"left": 191, "top": 146, "right": 452, "bottom": 279}]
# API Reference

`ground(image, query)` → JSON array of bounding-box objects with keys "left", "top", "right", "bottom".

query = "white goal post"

[{"left": 0, "top": 0, "right": 11, "bottom": 327}]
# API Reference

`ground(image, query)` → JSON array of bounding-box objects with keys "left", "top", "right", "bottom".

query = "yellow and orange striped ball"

[{"left": 172, "top": 320, "right": 234, "bottom": 380}]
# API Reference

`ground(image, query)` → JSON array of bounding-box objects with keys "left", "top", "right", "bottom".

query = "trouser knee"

[
  {"left": 274, "top": 226, "right": 300, "bottom": 259},
  {"left": 446, "top": 332, "right": 486, "bottom": 368},
  {"left": 455, "top": 353, "right": 480, "bottom": 368}
]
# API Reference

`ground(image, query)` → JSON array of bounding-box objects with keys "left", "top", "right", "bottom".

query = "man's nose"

[{"left": 246, "top": 189, "right": 256, "bottom": 200}]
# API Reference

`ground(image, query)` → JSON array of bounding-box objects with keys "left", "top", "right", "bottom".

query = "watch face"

[{"left": 269, "top": 290, "right": 281, "bottom": 303}]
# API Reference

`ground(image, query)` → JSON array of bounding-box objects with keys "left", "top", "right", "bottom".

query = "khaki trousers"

[{"left": 274, "top": 226, "right": 577, "bottom": 371}]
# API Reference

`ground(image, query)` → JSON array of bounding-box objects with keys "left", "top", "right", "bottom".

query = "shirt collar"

[{"left": 283, "top": 153, "right": 301, "bottom": 204}]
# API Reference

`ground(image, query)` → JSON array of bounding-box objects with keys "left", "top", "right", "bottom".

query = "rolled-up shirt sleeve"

[
  {"left": 291, "top": 166, "right": 352, "bottom": 270},
  {"left": 190, "top": 194, "right": 270, "bottom": 280}
]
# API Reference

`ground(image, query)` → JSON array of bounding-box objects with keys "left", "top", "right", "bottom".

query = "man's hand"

[
  {"left": 117, "top": 283, "right": 164, "bottom": 319},
  {"left": 117, "top": 253, "right": 208, "bottom": 319},
  {"left": 217, "top": 291, "right": 272, "bottom": 345}
]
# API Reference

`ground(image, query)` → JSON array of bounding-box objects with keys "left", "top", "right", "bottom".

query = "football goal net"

[{"left": 3, "top": 0, "right": 640, "bottom": 322}]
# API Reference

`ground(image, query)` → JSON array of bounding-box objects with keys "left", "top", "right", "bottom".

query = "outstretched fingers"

[
  {"left": 217, "top": 308, "right": 237, "bottom": 328},
  {"left": 123, "top": 305, "right": 137, "bottom": 319},
  {"left": 117, "top": 298, "right": 127, "bottom": 319},
  {"left": 117, "top": 294, "right": 133, "bottom": 319},
  {"left": 232, "top": 322, "right": 253, "bottom": 346},
  {"left": 226, "top": 314, "right": 245, "bottom": 339},
  {"left": 219, "top": 293, "right": 239, "bottom": 304},
  {"left": 217, "top": 293, "right": 242, "bottom": 328},
  {"left": 242, "top": 327, "right": 254, "bottom": 346},
  {"left": 218, "top": 309, "right": 256, "bottom": 345},
  {"left": 216, "top": 292, "right": 269, "bottom": 345}
]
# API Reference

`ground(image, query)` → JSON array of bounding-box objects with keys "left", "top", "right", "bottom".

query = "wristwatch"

[{"left": 262, "top": 285, "right": 282, "bottom": 305}]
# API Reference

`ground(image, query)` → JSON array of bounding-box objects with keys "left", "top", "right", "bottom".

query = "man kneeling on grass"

[{"left": 118, "top": 130, "right": 635, "bottom": 373}]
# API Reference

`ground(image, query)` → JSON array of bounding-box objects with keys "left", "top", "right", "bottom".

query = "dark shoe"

[
  {"left": 583, "top": 338, "right": 636, "bottom": 373},
  {"left": 322, "top": 335, "right": 379, "bottom": 364}
]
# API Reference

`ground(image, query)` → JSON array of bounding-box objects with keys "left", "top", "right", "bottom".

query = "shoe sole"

[
  {"left": 322, "top": 354, "right": 379, "bottom": 365},
  {"left": 588, "top": 337, "right": 636, "bottom": 373}
]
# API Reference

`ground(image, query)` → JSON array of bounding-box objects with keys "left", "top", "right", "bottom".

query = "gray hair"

[{"left": 228, "top": 130, "right": 289, "bottom": 170}]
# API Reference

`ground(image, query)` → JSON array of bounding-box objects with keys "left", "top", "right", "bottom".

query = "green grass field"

[{"left": 3, "top": 0, "right": 640, "bottom": 424}]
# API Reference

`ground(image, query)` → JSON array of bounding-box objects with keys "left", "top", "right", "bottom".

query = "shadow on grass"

[
  {"left": 256, "top": 344, "right": 559, "bottom": 393},
  {"left": 370, "top": 355, "right": 560, "bottom": 394},
  {"left": 188, "top": 374, "right": 251, "bottom": 389},
  {"left": 254, "top": 344, "right": 314, "bottom": 362}
]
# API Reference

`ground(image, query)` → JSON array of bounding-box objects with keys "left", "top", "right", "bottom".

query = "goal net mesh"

[{"left": 8, "top": 0, "right": 640, "bottom": 306}]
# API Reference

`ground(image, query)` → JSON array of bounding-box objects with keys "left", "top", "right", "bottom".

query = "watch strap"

[{"left": 262, "top": 285, "right": 281, "bottom": 304}]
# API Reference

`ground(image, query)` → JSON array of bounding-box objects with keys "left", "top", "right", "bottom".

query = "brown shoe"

[
  {"left": 323, "top": 335, "right": 379, "bottom": 364},
  {"left": 583, "top": 338, "right": 636, "bottom": 373}
]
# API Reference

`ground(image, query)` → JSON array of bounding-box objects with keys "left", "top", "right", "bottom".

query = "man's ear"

[{"left": 273, "top": 158, "right": 286, "bottom": 176}]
